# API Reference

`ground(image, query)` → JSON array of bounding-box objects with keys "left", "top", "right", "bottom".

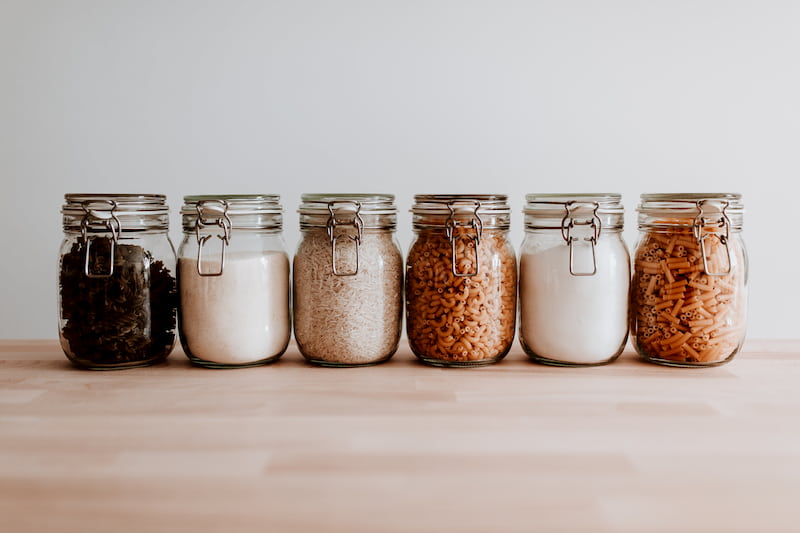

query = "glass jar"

[
  {"left": 293, "top": 194, "right": 403, "bottom": 367},
  {"left": 178, "top": 195, "right": 291, "bottom": 368},
  {"left": 519, "top": 194, "right": 630, "bottom": 366},
  {"left": 407, "top": 194, "right": 517, "bottom": 367},
  {"left": 631, "top": 193, "right": 747, "bottom": 367},
  {"left": 58, "top": 194, "right": 177, "bottom": 369}
]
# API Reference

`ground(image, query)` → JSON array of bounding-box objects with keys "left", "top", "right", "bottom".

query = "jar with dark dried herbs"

[{"left": 58, "top": 194, "right": 177, "bottom": 369}]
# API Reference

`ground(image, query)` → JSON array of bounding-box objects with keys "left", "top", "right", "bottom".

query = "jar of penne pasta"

[
  {"left": 631, "top": 193, "right": 747, "bottom": 367},
  {"left": 407, "top": 195, "right": 517, "bottom": 367},
  {"left": 519, "top": 194, "right": 630, "bottom": 366},
  {"left": 293, "top": 194, "right": 403, "bottom": 367}
]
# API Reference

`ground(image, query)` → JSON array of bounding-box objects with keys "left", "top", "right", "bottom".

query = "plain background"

[{"left": 0, "top": 0, "right": 796, "bottom": 340}]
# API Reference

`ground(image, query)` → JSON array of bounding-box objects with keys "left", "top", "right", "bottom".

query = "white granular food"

[
  {"left": 179, "top": 251, "right": 291, "bottom": 365},
  {"left": 519, "top": 237, "right": 629, "bottom": 364},
  {"left": 293, "top": 230, "right": 403, "bottom": 365}
]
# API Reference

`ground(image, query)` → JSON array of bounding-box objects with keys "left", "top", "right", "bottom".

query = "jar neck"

[
  {"left": 414, "top": 224, "right": 509, "bottom": 234},
  {"left": 64, "top": 225, "right": 169, "bottom": 236},
  {"left": 299, "top": 213, "right": 397, "bottom": 230},
  {"left": 301, "top": 225, "right": 395, "bottom": 234},
  {"left": 524, "top": 226, "right": 622, "bottom": 235}
]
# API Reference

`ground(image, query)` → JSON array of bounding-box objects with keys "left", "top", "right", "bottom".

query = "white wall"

[{"left": 1, "top": 0, "right": 796, "bottom": 339}]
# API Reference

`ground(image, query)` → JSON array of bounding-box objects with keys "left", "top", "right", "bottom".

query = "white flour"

[
  {"left": 179, "top": 251, "right": 290, "bottom": 365},
  {"left": 519, "top": 237, "right": 629, "bottom": 364}
]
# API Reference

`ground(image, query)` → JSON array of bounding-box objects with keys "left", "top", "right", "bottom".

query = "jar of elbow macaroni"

[
  {"left": 407, "top": 195, "right": 517, "bottom": 367},
  {"left": 631, "top": 193, "right": 747, "bottom": 367}
]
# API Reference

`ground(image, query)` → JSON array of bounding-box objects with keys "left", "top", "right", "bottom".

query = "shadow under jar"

[
  {"left": 519, "top": 194, "right": 630, "bottom": 366},
  {"left": 58, "top": 194, "right": 177, "bottom": 369},
  {"left": 293, "top": 194, "right": 403, "bottom": 367},
  {"left": 631, "top": 193, "right": 747, "bottom": 367},
  {"left": 178, "top": 195, "right": 291, "bottom": 368},
  {"left": 406, "top": 195, "right": 517, "bottom": 367}
]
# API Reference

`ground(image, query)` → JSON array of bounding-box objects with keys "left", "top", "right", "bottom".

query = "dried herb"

[{"left": 59, "top": 237, "right": 177, "bottom": 368}]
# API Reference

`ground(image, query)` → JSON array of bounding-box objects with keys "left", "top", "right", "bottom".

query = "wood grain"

[{"left": 1, "top": 339, "right": 799, "bottom": 532}]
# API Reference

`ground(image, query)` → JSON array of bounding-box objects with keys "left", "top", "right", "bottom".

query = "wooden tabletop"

[{"left": 2, "top": 339, "right": 799, "bottom": 533}]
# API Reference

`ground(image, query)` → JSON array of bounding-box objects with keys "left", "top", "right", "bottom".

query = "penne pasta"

[{"left": 632, "top": 224, "right": 744, "bottom": 365}]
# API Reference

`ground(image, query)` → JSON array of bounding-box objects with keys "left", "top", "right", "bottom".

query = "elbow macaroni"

[{"left": 406, "top": 227, "right": 517, "bottom": 365}]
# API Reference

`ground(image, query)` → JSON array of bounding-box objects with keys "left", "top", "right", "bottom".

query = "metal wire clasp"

[
  {"left": 445, "top": 200, "right": 483, "bottom": 277},
  {"left": 560, "top": 201, "right": 601, "bottom": 276},
  {"left": 80, "top": 200, "right": 122, "bottom": 278},
  {"left": 326, "top": 201, "right": 363, "bottom": 276},
  {"left": 195, "top": 200, "right": 232, "bottom": 276},
  {"left": 693, "top": 200, "right": 732, "bottom": 276}
]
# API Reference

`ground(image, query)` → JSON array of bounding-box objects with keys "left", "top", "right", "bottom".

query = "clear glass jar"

[
  {"left": 631, "top": 193, "right": 747, "bottom": 367},
  {"left": 519, "top": 194, "right": 630, "bottom": 366},
  {"left": 293, "top": 194, "right": 403, "bottom": 367},
  {"left": 58, "top": 194, "right": 177, "bottom": 369},
  {"left": 178, "top": 195, "right": 291, "bottom": 368},
  {"left": 407, "top": 195, "right": 517, "bottom": 367}
]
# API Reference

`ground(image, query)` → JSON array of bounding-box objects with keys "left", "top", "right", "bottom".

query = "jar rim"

[
  {"left": 181, "top": 194, "right": 282, "bottom": 216},
  {"left": 63, "top": 193, "right": 168, "bottom": 215},
  {"left": 411, "top": 194, "right": 510, "bottom": 214},
  {"left": 640, "top": 192, "right": 742, "bottom": 203},
  {"left": 298, "top": 193, "right": 397, "bottom": 217},
  {"left": 184, "top": 194, "right": 279, "bottom": 202},
  {"left": 301, "top": 193, "right": 395, "bottom": 203},
  {"left": 414, "top": 193, "right": 507, "bottom": 202},
  {"left": 413, "top": 193, "right": 507, "bottom": 204},
  {"left": 524, "top": 193, "right": 623, "bottom": 214}
]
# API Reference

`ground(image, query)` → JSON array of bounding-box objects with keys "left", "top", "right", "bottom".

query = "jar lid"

[
  {"left": 62, "top": 194, "right": 170, "bottom": 233},
  {"left": 638, "top": 193, "right": 744, "bottom": 228},
  {"left": 63, "top": 193, "right": 168, "bottom": 216},
  {"left": 411, "top": 194, "right": 510, "bottom": 230},
  {"left": 181, "top": 195, "right": 282, "bottom": 216},
  {"left": 298, "top": 193, "right": 396, "bottom": 215},
  {"left": 182, "top": 195, "right": 283, "bottom": 231},
  {"left": 298, "top": 193, "right": 397, "bottom": 230},
  {"left": 412, "top": 194, "right": 510, "bottom": 214},
  {"left": 640, "top": 192, "right": 742, "bottom": 202},
  {"left": 524, "top": 193, "right": 623, "bottom": 214},
  {"left": 523, "top": 193, "right": 624, "bottom": 231}
]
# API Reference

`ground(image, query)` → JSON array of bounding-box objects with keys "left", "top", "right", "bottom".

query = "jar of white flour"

[
  {"left": 293, "top": 194, "right": 403, "bottom": 367},
  {"left": 519, "top": 194, "right": 630, "bottom": 366},
  {"left": 178, "top": 195, "right": 290, "bottom": 368}
]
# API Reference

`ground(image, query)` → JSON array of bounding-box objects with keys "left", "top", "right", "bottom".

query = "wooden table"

[{"left": 2, "top": 339, "right": 799, "bottom": 532}]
